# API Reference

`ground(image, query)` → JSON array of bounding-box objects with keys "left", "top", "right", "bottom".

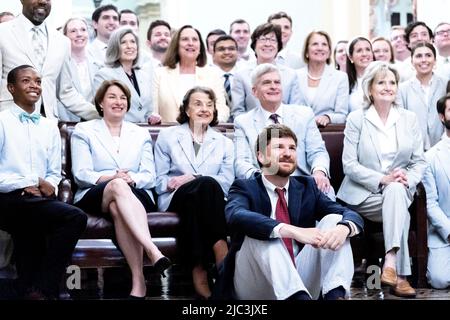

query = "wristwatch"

[{"left": 337, "top": 221, "right": 352, "bottom": 236}]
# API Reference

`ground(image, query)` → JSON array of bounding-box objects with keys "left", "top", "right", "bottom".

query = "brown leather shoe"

[
  {"left": 380, "top": 267, "right": 397, "bottom": 287},
  {"left": 392, "top": 280, "right": 416, "bottom": 298}
]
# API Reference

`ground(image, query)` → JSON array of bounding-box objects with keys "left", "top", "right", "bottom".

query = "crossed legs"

[{"left": 102, "top": 179, "right": 166, "bottom": 297}]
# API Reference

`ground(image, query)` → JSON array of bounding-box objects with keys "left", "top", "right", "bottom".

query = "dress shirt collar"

[
  {"left": 366, "top": 105, "right": 400, "bottom": 131},
  {"left": 9, "top": 103, "right": 40, "bottom": 121},
  {"left": 93, "top": 37, "right": 108, "bottom": 51},
  {"left": 262, "top": 174, "right": 290, "bottom": 196},
  {"left": 19, "top": 13, "right": 47, "bottom": 36},
  {"left": 260, "top": 104, "right": 284, "bottom": 124}
]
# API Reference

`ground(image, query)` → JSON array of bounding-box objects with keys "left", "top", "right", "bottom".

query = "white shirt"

[
  {"left": 75, "top": 60, "right": 92, "bottom": 99},
  {"left": 261, "top": 174, "right": 299, "bottom": 255},
  {"left": 179, "top": 74, "right": 196, "bottom": 103},
  {"left": 366, "top": 106, "right": 399, "bottom": 173},
  {"left": 21, "top": 14, "right": 48, "bottom": 52},
  {"left": 348, "top": 78, "right": 364, "bottom": 112},
  {"left": 435, "top": 55, "right": 450, "bottom": 80},
  {"left": 276, "top": 47, "right": 304, "bottom": 70},
  {"left": 0, "top": 105, "right": 61, "bottom": 193}
]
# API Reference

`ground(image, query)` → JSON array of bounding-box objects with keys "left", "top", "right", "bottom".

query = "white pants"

[
  {"left": 427, "top": 246, "right": 450, "bottom": 289},
  {"left": 233, "top": 214, "right": 354, "bottom": 300},
  {"left": 349, "top": 182, "right": 413, "bottom": 276}
]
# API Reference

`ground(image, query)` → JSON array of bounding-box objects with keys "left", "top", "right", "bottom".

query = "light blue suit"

[
  {"left": 231, "top": 64, "right": 302, "bottom": 119},
  {"left": 57, "top": 57, "right": 101, "bottom": 121},
  {"left": 93, "top": 65, "right": 153, "bottom": 123},
  {"left": 297, "top": 65, "right": 349, "bottom": 124},
  {"left": 71, "top": 119, "right": 156, "bottom": 203},
  {"left": 398, "top": 74, "right": 446, "bottom": 150},
  {"left": 233, "top": 104, "right": 330, "bottom": 180},
  {"left": 154, "top": 123, "right": 235, "bottom": 212},
  {"left": 422, "top": 138, "right": 450, "bottom": 288}
]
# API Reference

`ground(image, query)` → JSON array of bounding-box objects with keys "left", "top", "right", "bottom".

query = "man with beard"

[
  {"left": 234, "top": 63, "right": 335, "bottom": 200},
  {"left": 213, "top": 124, "right": 363, "bottom": 300},
  {"left": 422, "top": 93, "right": 450, "bottom": 289},
  {"left": 0, "top": 0, "right": 97, "bottom": 120},
  {"left": 146, "top": 20, "right": 172, "bottom": 67}
]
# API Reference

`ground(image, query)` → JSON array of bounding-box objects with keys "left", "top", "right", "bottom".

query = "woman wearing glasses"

[{"left": 231, "top": 23, "right": 301, "bottom": 120}]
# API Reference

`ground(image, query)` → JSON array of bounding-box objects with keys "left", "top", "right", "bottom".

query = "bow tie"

[{"left": 19, "top": 112, "right": 41, "bottom": 124}]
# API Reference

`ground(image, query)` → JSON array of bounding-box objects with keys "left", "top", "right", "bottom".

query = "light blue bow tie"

[{"left": 19, "top": 112, "right": 41, "bottom": 124}]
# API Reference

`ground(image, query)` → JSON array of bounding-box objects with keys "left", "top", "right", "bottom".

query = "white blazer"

[
  {"left": 57, "top": 57, "right": 100, "bottom": 121},
  {"left": 398, "top": 74, "right": 446, "bottom": 150},
  {"left": 152, "top": 65, "right": 229, "bottom": 123},
  {"left": 154, "top": 123, "right": 235, "bottom": 211},
  {"left": 423, "top": 138, "right": 450, "bottom": 249},
  {"left": 297, "top": 65, "right": 349, "bottom": 124},
  {"left": 337, "top": 107, "right": 427, "bottom": 206},
  {"left": 233, "top": 104, "right": 330, "bottom": 179},
  {"left": 71, "top": 119, "right": 156, "bottom": 203},
  {"left": 93, "top": 65, "right": 154, "bottom": 123},
  {"left": 0, "top": 14, "right": 98, "bottom": 120}
]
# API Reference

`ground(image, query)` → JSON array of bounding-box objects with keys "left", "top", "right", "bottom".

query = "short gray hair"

[
  {"left": 361, "top": 61, "right": 400, "bottom": 108},
  {"left": 250, "top": 63, "right": 281, "bottom": 87},
  {"left": 105, "top": 26, "right": 140, "bottom": 68}
]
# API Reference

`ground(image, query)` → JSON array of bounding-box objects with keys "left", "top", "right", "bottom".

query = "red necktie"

[{"left": 275, "top": 188, "right": 295, "bottom": 265}]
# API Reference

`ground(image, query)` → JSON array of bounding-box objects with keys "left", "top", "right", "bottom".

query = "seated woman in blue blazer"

[
  {"left": 71, "top": 80, "right": 171, "bottom": 299},
  {"left": 154, "top": 86, "right": 235, "bottom": 299}
]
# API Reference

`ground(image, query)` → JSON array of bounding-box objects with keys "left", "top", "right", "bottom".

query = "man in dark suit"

[{"left": 214, "top": 124, "right": 363, "bottom": 300}]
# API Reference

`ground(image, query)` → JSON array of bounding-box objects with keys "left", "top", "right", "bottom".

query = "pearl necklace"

[{"left": 307, "top": 72, "right": 322, "bottom": 81}]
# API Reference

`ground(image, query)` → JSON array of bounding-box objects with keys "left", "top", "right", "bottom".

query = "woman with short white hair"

[{"left": 337, "top": 61, "right": 427, "bottom": 298}]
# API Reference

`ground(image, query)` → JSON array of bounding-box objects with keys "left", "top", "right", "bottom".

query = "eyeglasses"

[
  {"left": 258, "top": 36, "right": 277, "bottom": 44},
  {"left": 215, "top": 46, "right": 237, "bottom": 52},
  {"left": 435, "top": 29, "right": 450, "bottom": 37}
]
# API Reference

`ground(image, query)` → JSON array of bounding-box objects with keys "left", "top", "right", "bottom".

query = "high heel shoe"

[{"left": 153, "top": 256, "right": 172, "bottom": 277}]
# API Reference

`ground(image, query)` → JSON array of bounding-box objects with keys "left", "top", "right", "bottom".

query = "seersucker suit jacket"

[
  {"left": 71, "top": 119, "right": 156, "bottom": 203},
  {"left": 0, "top": 14, "right": 98, "bottom": 120},
  {"left": 233, "top": 104, "right": 330, "bottom": 179},
  {"left": 93, "top": 64, "right": 154, "bottom": 123},
  {"left": 297, "top": 64, "right": 349, "bottom": 124},
  {"left": 337, "top": 107, "right": 427, "bottom": 206},
  {"left": 154, "top": 123, "right": 235, "bottom": 211},
  {"left": 231, "top": 64, "right": 302, "bottom": 119}
]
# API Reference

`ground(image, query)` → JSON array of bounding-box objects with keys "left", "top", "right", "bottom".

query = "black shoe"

[
  {"left": 286, "top": 290, "right": 311, "bottom": 300},
  {"left": 324, "top": 286, "right": 346, "bottom": 300},
  {"left": 153, "top": 256, "right": 172, "bottom": 278},
  {"left": 128, "top": 295, "right": 146, "bottom": 300}
]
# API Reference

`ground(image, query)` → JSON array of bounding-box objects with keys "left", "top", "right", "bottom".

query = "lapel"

[
  {"left": 167, "top": 66, "right": 182, "bottom": 109},
  {"left": 436, "top": 143, "right": 450, "bottom": 182},
  {"left": 255, "top": 175, "right": 273, "bottom": 217},
  {"left": 411, "top": 79, "right": 427, "bottom": 106},
  {"left": 93, "top": 119, "right": 121, "bottom": 167},
  {"left": 12, "top": 17, "right": 37, "bottom": 68},
  {"left": 252, "top": 107, "right": 267, "bottom": 136},
  {"left": 298, "top": 69, "right": 310, "bottom": 104},
  {"left": 116, "top": 121, "right": 135, "bottom": 165},
  {"left": 287, "top": 177, "right": 303, "bottom": 226},
  {"left": 176, "top": 123, "right": 198, "bottom": 172},
  {"left": 68, "top": 59, "right": 82, "bottom": 92},
  {"left": 364, "top": 111, "right": 383, "bottom": 165},
  {"left": 312, "top": 65, "right": 333, "bottom": 107},
  {"left": 115, "top": 67, "right": 143, "bottom": 107},
  {"left": 391, "top": 112, "right": 406, "bottom": 166},
  {"left": 196, "top": 127, "right": 218, "bottom": 167}
]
